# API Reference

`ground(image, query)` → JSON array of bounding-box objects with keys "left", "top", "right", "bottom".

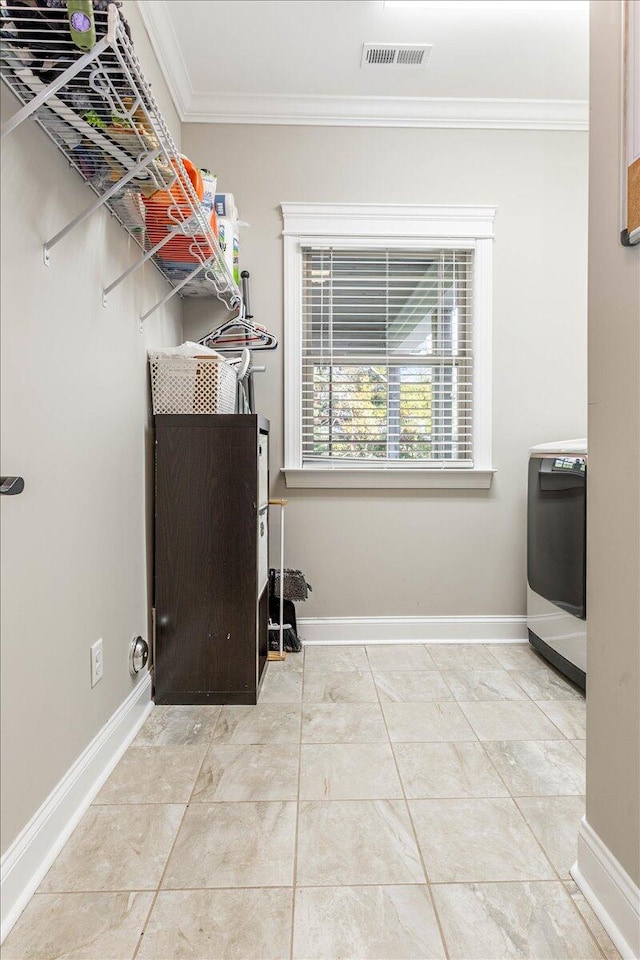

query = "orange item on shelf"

[{"left": 143, "top": 155, "right": 217, "bottom": 264}]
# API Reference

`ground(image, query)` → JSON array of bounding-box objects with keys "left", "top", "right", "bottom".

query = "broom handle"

[{"left": 269, "top": 500, "right": 288, "bottom": 655}]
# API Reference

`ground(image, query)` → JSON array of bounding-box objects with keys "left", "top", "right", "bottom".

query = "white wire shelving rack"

[{"left": 0, "top": 2, "right": 242, "bottom": 320}]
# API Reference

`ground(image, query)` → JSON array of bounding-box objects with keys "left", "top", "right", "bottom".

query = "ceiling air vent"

[{"left": 361, "top": 43, "right": 432, "bottom": 68}]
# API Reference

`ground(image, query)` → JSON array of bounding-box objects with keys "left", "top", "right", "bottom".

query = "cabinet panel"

[
  {"left": 154, "top": 415, "right": 269, "bottom": 705},
  {"left": 258, "top": 506, "right": 269, "bottom": 595},
  {"left": 258, "top": 431, "right": 269, "bottom": 508}
]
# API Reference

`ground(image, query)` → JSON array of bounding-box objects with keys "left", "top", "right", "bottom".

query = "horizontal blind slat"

[{"left": 301, "top": 245, "right": 474, "bottom": 465}]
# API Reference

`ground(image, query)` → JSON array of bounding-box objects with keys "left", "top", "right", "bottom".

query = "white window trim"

[{"left": 281, "top": 202, "right": 496, "bottom": 490}]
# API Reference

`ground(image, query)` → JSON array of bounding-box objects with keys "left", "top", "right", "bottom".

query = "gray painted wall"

[
  {"left": 184, "top": 123, "right": 589, "bottom": 620},
  {"left": 0, "top": 1, "right": 183, "bottom": 854},
  {"left": 586, "top": 0, "right": 640, "bottom": 887}
]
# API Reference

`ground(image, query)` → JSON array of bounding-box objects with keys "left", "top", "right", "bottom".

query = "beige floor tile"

[
  {"left": 212, "top": 704, "right": 301, "bottom": 743},
  {"left": 137, "top": 888, "right": 293, "bottom": 960},
  {"left": 487, "top": 644, "right": 551, "bottom": 672},
  {"left": 394, "top": 742, "right": 509, "bottom": 799},
  {"left": 162, "top": 801, "right": 296, "bottom": 888},
  {"left": 304, "top": 669, "right": 378, "bottom": 703},
  {"left": 292, "top": 885, "right": 446, "bottom": 960},
  {"left": 133, "top": 706, "right": 221, "bottom": 747},
  {"left": 273, "top": 650, "right": 305, "bottom": 672},
  {"left": 366, "top": 645, "right": 437, "bottom": 672},
  {"left": 537, "top": 699, "right": 587, "bottom": 739},
  {"left": 297, "top": 800, "right": 424, "bottom": 885},
  {"left": 304, "top": 644, "right": 370, "bottom": 671},
  {"left": 409, "top": 798, "right": 555, "bottom": 882},
  {"left": 442, "top": 670, "right": 528, "bottom": 701},
  {"left": 483, "top": 740, "right": 585, "bottom": 796},
  {"left": 383, "top": 701, "right": 476, "bottom": 742},
  {"left": 509, "top": 669, "right": 584, "bottom": 701},
  {"left": 459, "top": 700, "right": 566, "bottom": 741},
  {"left": 373, "top": 671, "right": 453, "bottom": 702},
  {"left": 192, "top": 743, "right": 299, "bottom": 802},
  {"left": 302, "top": 703, "right": 388, "bottom": 743},
  {"left": 432, "top": 881, "right": 602, "bottom": 959},
  {"left": 258, "top": 669, "right": 303, "bottom": 703},
  {"left": 300, "top": 743, "right": 402, "bottom": 800},
  {"left": 426, "top": 644, "right": 502, "bottom": 670},
  {"left": 95, "top": 746, "right": 207, "bottom": 804},
  {"left": 39, "top": 805, "right": 184, "bottom": 892},
  {"left": 517, "top": 796, "right": 584, "bottom": 878},
  {"left": 572, "top": 739, "right": 587, "bottom": 757},
  {"left": 564, "top": 880, "right": 623, "bottom": 960},
  {"left": 1, "top": 892, "right": 153, "bottom": 960},
  {"left": 133, "top": 705, "right": 220, "bottom": 746}
]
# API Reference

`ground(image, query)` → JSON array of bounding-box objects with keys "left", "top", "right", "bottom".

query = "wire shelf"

[{"left": 0, "top": 2, "right": 242, "bottom": 317}]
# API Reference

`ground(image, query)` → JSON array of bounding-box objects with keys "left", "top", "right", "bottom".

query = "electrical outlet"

[{"left": 90, "top": 639, "right": 103, "bottom": 687}]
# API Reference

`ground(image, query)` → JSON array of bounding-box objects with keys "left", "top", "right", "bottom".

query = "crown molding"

[
  {"left": 136, "top": 2, "right": 588, "bottom": 131},
  {"left": 135, "top": 0, "right": 192, "bottom": 120},
  {"left": 184, "top": 93, "right": 588, "bottom": 130}
]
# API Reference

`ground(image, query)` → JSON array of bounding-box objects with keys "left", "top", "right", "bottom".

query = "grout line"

[
  {"left": 477, "top": 733, "right": 604, "bottom": 957},
  {"left": 556, "top": 873, "right": 611, "bottom": 959},
  {"left": 131, "top": 743, "right": 211, "bottom": 960},
  {"left": 89, "top": 790, "right": 586, "bottom": 806},
  {"left": 288, "top": 651, "right": 305, "bottom": 960},
  {"left": 365, "top": 644, "right": 452, "bottom": 960},
  {"left": 32, "top": 877, "right": 612, "bottom": 893}
]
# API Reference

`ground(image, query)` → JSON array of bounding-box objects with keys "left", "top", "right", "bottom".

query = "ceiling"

[{"left": 137, "top": 0, "right": 589, "bottom": 130}]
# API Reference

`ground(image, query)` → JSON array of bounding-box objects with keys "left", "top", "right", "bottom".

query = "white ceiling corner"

[
  {"left": 138, "top": 1, "right": 588, "bottom": 131},
  {"left": 135, "top": 0, "right": 192, "bottom": 120}
]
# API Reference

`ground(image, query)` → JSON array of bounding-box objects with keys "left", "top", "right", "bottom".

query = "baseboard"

[
  {"left": 298, "top": 615, "right": 528, "bottom": 645},
  {"left": 571, "top": 816, "right": 640, "bottom": 960},
  {"left": 0, "top": 673, "right": 153, "bottom": 943}
]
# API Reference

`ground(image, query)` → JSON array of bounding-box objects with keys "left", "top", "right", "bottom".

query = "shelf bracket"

[
  {"left": 103, "top": 229, "right": 176, "bottom": 305},
  {"left": 1, "top": 6, "right": 118, "bottom": 140},
  {"left": 43, "top": 149, "right": 161, "bottom": 265},
  {"left": 139, "top": 257, "right": 220, "bottom": 323}
]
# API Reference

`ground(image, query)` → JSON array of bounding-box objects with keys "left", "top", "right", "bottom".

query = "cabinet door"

[
  {"left": 258, "top": 431, "right": 269, "bottom": 508},
  {"left": 155, "top": 422, "right": 257, "bottom": 702},
  {"left": 258, "top": 506, "right": 269, "bottom": 594}
]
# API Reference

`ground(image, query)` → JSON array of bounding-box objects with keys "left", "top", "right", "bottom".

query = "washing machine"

[{"left": 527, "top": 439, "right": 587, "bottom": 689}]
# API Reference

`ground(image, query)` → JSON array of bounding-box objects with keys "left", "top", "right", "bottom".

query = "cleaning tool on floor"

[
  {"left": 267, "top": 499, "right": 288, "bottom": 661},
  {"left": 268, "top": 562, "right": 312, "bottom": 655}
]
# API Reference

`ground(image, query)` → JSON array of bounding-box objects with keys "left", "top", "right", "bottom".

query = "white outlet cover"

[{"left": 90, "top": 639, "right": 103, "bottom": 687}]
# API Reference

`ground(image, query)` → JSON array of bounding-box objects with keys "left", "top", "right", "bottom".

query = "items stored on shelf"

[{"left": 0, "top": 0, "right": 242, "bottom": 318}]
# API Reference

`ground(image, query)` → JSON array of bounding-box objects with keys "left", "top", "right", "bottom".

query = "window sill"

[{"left": 282, "top": 467, "right": 495, "bottom": 490}]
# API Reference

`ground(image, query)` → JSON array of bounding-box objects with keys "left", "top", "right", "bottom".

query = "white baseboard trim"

[
  {"left": 571, "top": 817, "right": 640, "bottom": 960},
  {"left": 0, "top": 673, "right": 153, "bottom": 943},
  {"left": 298, "top": 615, "right": 528, "bottom": 645}
]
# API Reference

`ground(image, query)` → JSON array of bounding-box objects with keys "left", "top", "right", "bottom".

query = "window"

[{"left": 282, "top": 204, "right": 495, "bottom": 489}]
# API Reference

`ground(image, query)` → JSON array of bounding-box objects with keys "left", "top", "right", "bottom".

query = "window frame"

[{"left": 281, "top": 203, "right": 496, "bottom": 489}]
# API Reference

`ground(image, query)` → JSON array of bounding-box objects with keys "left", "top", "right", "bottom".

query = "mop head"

[
  {"left": 268, "top": 628, "right": 302, "bottom": 653},
  {"left": 271, "top": 569, "right": 312, "bottom": 602}
]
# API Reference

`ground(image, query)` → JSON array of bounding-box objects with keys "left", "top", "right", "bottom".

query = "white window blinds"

[{"left": 301, "top": 247, "right": 474, "bottom": 466}]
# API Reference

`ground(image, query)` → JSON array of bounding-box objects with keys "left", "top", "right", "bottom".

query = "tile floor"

[{"left": 4, "top": 643, "right": 622, "bottom": 960}]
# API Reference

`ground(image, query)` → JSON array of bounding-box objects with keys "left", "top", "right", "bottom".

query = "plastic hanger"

[
  {"left": 199, "top": 315, "right": 278, "bottom": 351},
  {"left": 198, "top": 269, "right": 278, "bottom": 352}
]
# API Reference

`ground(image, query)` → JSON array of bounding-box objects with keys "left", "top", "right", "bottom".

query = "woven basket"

[{"left": 149, "top": 356, "right": 237, "bottom": 415}]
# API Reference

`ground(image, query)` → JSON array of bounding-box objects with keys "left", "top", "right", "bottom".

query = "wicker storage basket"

[{"left": 149, "top": 355, "right": 237, "bottom": 415}]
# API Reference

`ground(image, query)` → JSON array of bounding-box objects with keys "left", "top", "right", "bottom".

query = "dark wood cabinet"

[{"left": 153, "top": 414, "right": 270, "bottom": 704}]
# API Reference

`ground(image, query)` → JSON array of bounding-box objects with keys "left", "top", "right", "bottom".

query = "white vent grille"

[{"left": 361, "top": 43, "right": 432, "bottom": 68}]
